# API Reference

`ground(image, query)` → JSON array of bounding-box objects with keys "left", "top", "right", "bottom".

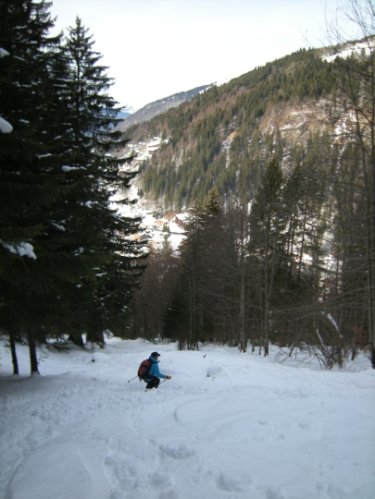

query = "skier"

[{"left": 142, "top": 352, "right": 171, "bottom": 390}]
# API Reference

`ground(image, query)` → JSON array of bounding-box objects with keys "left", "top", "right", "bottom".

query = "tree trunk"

[
  {"left": 9, "top": 332, "right": 19, "bottom": 375},
  {"left": 187, "top": 274, "right": 196, "bottom": 350},
  {"left": 238, "top": 207, "right": 247, "bottom": 352},
  {"left": 87, "top": 329, "right": 105, "bottom": 348},
  {"left": 69, "top": 333, "right": 84, "bottom": 347},
  {"left": 371, "top": 344, "right": 375, "bottom": 368},
  {"left": 239, "top": 265, "right": 246, "bottom": 352},
  {"left": 28, "top": 332, "right": 39, "bottom": 375}
]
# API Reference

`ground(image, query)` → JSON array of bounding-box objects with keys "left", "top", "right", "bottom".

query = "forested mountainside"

[
  {"left": 127, "top": 35, "right": 375, "bottom": 366},
  {"left": 123, "top": 42, "right": 365, "bottom": 210}
]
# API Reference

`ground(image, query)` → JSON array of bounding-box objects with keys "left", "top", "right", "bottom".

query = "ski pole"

[
  {"left": 159, "top": 378, "right": 170, "bottom": 385},
  {"left": 128, "top": 375, "right": 138, "bottom": 383}
]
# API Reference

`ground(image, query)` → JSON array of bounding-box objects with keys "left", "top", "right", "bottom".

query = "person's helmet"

[{"left": 151, "top": 351, "right": 160, "bottom": 358}]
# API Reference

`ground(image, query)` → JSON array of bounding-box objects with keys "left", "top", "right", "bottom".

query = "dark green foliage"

[
  {"left": 0, "top": 2, "right": 146, "bottom": 371},
  {"left": 0, "top": 0, "right": 68, "bottom": 356},
  {"left": 50, "top": 17, "right": 147, "bottom": 345}
]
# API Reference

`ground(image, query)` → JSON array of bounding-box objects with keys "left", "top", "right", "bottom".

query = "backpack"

[{"left": 138, "top": 359, "right": 151, "bottom": 380}]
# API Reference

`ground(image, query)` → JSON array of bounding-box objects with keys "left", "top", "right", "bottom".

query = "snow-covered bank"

[{"left": 0, "top": 339, "right": 374, "bottom": 499}]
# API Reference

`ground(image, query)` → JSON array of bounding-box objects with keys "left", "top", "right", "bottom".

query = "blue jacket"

[{"left": 147, "top": 355, "right": 167, "bottom": 379}]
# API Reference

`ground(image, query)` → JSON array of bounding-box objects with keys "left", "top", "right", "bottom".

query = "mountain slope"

[
  {"left": 123, "top": 48, "right": 337, "bottom": 209},
  {"left": 118, "top": 84, "right": 213, "bottom": 131},
  {"left": 121, "top": 39, "right": 373, "bottom": 211}
]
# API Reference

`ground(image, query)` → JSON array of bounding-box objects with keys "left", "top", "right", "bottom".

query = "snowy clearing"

[{"left": 0, "top": 339, "right": 374, "bottom": 499}]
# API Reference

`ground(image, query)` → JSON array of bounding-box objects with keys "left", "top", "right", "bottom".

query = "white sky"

[{"left": 50, "top": 0, "right": 359, "bottom": 111}]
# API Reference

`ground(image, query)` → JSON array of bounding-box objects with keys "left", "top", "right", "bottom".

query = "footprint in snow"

[
  {"left": 206, "top": 366, "right": 222, "bottom": 378},
  {"left": 216, "top": 472, "right": 251, "bottom": 492},
  {"left": 265, "top": 487, "right": 286, "bottom": 499},
  {"left": 298, "top": 422, "right": 310, "bottom": 429},
  {"left": 149, "top": 470, "right": 177, "bottom": 498},
  {"left": 158, "top": 443, "right": 195, "bottom": 459},
  {"left": 149, "top": 471, "right": 172, "bottom": 488},
  {"left": 159, "top": 490, "right": 179, "bottom": 499}
]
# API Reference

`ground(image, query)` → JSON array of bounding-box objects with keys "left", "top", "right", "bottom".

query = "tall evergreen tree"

[
  {"left": 44, "top": 16, "right": 148, "bottom": 346},
  {"left": 0, "top": 4, "right": 147, "bottom": 373},
  {"left": 0, "top": 0, "right": 66, "bottom": 373},
  {"left": 248, "top": 157, "right": 286, "bottom": 355}
]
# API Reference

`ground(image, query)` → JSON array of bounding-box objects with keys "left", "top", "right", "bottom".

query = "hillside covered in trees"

[{"left": 125, "top": 9, "right": 375, "bottom": 368}]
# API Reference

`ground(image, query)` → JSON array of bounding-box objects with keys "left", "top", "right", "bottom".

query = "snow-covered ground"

[
  {"left": 0, "top": 338, "right": 374, "bottom": 499},
  {"left": 322, "top": 39, "right": 375, "bottom": 63}
]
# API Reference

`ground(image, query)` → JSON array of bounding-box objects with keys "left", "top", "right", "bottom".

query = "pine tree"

[
  {"left": 248, "top": 157, "right": 286, "bottom": 355},
  {"left": 0, "top": 5, "right": 147, "bottom": 373},
  {"left": 53, "top": 17, "right": 147, "bottom": 345},
  {"left": 0, "top": 0, "right": 66, "bottom": 373}
]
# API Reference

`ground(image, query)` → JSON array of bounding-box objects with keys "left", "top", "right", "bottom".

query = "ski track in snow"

[{"left": 0, "top": 339, "right": 374, "bottom": 499}]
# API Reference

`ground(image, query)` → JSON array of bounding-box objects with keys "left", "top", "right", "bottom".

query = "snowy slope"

[
  {"left": 0, "top": 339, "right": 374, "bottom": 499},
  {"left": 322, "top": 38, "right": 375, "bottom": 63}
]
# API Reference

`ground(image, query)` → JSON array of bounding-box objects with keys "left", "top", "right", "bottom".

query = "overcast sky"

[{"left": 50, "top": 0, "right": 358, "bottom": 111}]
